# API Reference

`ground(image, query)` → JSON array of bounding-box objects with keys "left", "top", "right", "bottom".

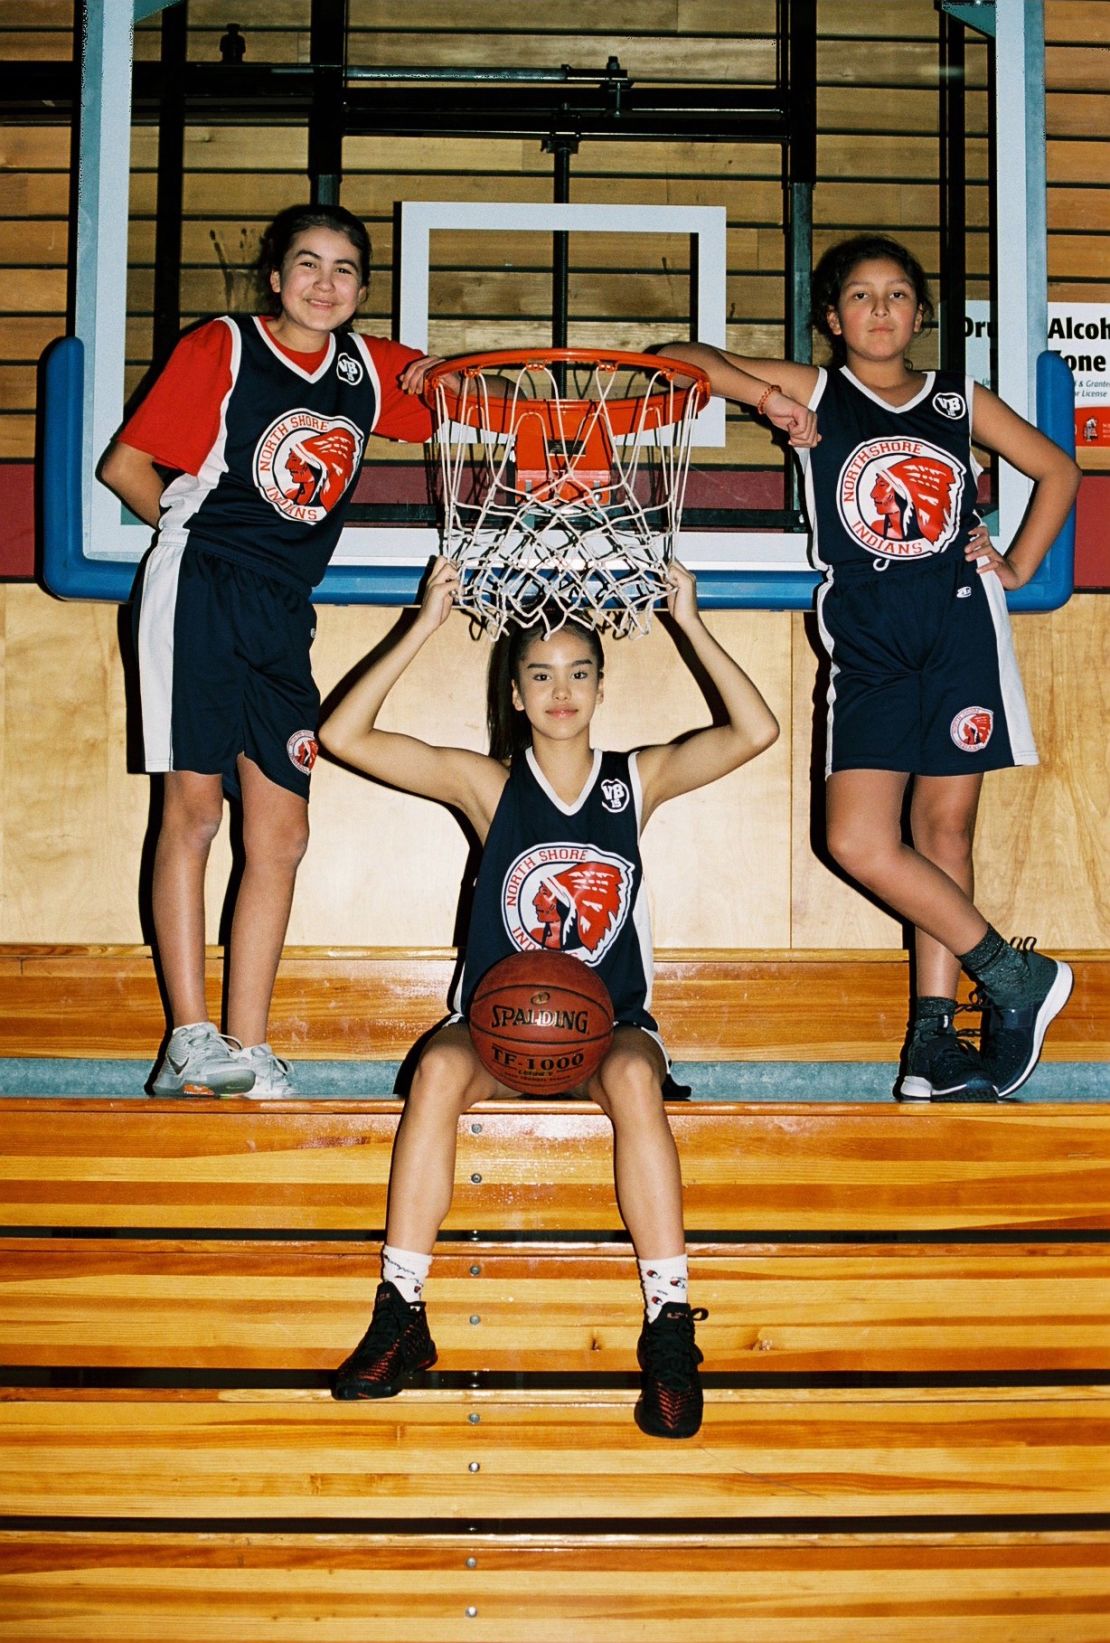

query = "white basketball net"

[{"left": 426, "top": 352, "right": 707, "bottom": 638}]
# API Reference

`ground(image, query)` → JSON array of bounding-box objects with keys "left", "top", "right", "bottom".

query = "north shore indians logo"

[
  {"left": 837, "top": 437, "right": 966, "bottom": 560},
  {"left": 254, "top": 411, "right": 364, "bottom": 524},
  {"left": 950, "top": 705, "right": 994, "bottom": 752},
  {"left": 286, "top": 730, "right": 319, "bottom": 772},
  {"left": 501, "top": 844, "right": 634, "bottom": 965}
]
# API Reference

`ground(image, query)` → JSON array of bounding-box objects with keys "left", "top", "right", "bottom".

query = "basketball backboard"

[{"left": 43, "top": 0, "right": 1073, "bottom": 611}]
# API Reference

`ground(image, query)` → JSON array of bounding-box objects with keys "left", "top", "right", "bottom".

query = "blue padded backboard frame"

[{"left": 43, "top": 336, "right": 1075, "bottom": 610}]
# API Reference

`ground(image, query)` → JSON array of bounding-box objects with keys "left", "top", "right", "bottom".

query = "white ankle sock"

[
  {"left": 637, "top": 1253, "right": 689, "bottom": 1321},
  {"left": 382, "top": 1244, "right": 432, "bottom": 1303}
]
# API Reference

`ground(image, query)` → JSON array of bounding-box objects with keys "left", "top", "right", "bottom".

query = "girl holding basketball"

[
  {"left": 661, "top": 234, "right": 1081, "bottom": 1102},
  {"left": 99, "top": 203, "right": 444, "bottom": 1098},
  {"left": 320, "top": 558, "right": 779, "bottom": 1438}
]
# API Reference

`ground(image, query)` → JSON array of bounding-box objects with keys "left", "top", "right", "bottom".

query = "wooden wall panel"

[
  {"left": 340, "top": 0, "right": 781, "bottom": 32},
  {"left": 971, "top": 597, "right": 1110, "bottom": 949},
  {"left": 0, "top": 593, "right": 153, "bottom": 944},
  {"left": 0, "top": 0, "right": 73, "bottom": 59},
  {"left": 2, "top": 584, "right": 1104, "bottom": 956},
  {"left": 2, "top": 3, "right": 1104, "bottom": 460},
  {"left": 817, "top": 0, "right": 943, "bottom": 33},
  {"left": 0, "top": 587, "right": 781, "bottom": 949}
]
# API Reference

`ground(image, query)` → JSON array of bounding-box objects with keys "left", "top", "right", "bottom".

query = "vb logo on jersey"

[
  {"left": 838, "top": 438, "right": 966, "bottom": 561},
  {"left": 600, "top": 777, "right": 630, "bottom": 813},
  {"left": 932, "top": 390, "right": 966, "bottom": 420},
  {"left": 286, "top": 730, "right": 319, "bottom": 773},
  {"left": 255, "top": 411, "right": 365, "bottom": 524},
  {"left": 335, "top": 353, "right": 363, "bottom": 385},
  {"left": 501, "top": 844, "right": 634, "bottom": 965},
  {"left": 950, "top": 705, "right": 994, "bottom": 751}
]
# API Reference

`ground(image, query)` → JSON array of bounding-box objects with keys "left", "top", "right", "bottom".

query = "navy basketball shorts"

[
  {"left": 134, "top": 545, "right": 319, "bottom": 799},
  {"left": 814, "top": 551, "right": 1038, "bottom": 778}
]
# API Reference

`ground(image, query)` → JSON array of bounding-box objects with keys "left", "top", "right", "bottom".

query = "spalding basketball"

[{"left": 468, "top": 951, "right": 615, "bottom": 1095}]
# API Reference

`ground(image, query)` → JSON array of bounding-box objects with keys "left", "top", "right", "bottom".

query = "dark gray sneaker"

[
  {"left": 980, "top": 958, "right": 1073, "bottom": 1098},
  {"left": 894, "top": 1017, "right": 999, "bottom": 1103}
]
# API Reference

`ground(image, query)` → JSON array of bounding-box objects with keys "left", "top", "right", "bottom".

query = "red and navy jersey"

[
  {"left": 456, "top": 748, "right": 658, "bottom": 1031},
  {"left": 799, "top": 368, "right": 982, "bottom": 574},
  {"left": 119, "top": 316, "right": 432, "bottom": 594}
]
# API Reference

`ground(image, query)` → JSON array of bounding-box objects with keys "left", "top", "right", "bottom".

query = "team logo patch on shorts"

[
  {"left": 950, "top": 705, "right": 994, "bottom": 751},
  {"left": 254, "top": 411, "right": 365, "bottom": 524},
  {"left": 837, "top": 437, "right": 967, "bottom": 561},
  {"left": 286, "top": 730, "right": 319, "bottom": 773}
]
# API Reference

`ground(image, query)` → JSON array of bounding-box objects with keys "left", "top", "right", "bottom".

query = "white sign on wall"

[{"left": 965, "top": 301, "right": 1110, "bottom": 449}]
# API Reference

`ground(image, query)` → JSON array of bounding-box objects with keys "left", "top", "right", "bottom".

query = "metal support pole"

[
  {"left": 544, "top": 133, "right": 579, "bottom": 350},
  {"left": 939, "top": 7, "right": 967, "bottom": 374},
  {"left": 309, "top": 0, "right": 348, "bottom": 204},
  {"left": 153, "top": 0, "right": 187, "bottom": 364},
  {"left": 785, "top": 0, "right": 816, "bottom": 521},
  {"left": 785, "top": 0, "right": 816, "bottom": 367}
]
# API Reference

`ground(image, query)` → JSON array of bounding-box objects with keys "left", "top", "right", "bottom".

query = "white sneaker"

[
  {"left": 151, "top": 1022, "right": 256, "bottom": 1097},
  {"left": 237, "top": 1043, "right": 299, "bottom": 1099}
]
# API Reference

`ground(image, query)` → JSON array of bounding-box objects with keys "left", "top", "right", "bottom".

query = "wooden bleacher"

[
  {"left": 1, "top": 946, "right": 1107, "bottom": 1061},
  {"left": 1, "top": 1098, "right": 1109, "bottom": 1638}
]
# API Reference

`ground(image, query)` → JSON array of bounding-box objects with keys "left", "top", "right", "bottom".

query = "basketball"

[{"left": 468, "top": 951, "right": 615, "bottom": 1094}]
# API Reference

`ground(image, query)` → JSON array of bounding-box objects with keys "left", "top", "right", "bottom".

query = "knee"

[
  {"left": 161, "top": 787, "right": 224, "bottom": 853},
  {"left": 593, "top": 1052, "right": 664, "bottom": 1126},
  {"left": 408, "top": 1038, "right": 485, "bottom": 1115},
  {"left": 912, "top": 809, "right": 975, "bottom": 871},
  {"left": 244, "top": 808, "right": 310, "bottom": 873},
  {"left": 826, "top": 814, "right": 893, "bottom": 882}
]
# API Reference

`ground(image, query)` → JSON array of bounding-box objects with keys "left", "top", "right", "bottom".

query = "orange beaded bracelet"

[{"left": 755, "top": 382, "right": 781, "bottom": 417}]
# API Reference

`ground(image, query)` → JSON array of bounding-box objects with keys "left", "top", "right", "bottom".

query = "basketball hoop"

[{"left": 423, "top": 348, "right": 711, "bottom": 637}]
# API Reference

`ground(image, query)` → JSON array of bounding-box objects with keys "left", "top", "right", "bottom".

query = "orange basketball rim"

[{"left": 423, "top": 348, "right": 711, "bottom": 638}]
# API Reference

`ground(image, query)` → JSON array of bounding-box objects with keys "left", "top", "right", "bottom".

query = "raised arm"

[
  {"left": 635, "top": 564, "right": 780, "bottom": 823},
  {"left": 658, "top": 341, "right": 821, "bottom": 448},
  {"left": 319, "top": 558, "right": 506, "bottom": 830},
  {"left": 966, "top": 386, "right": 1082, "bottom": 590}
]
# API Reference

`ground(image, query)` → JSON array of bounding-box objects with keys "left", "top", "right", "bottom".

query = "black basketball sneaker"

[
  {"left": 332, "top": 1280, "right": 437, "bottom": 1400},
  {"left": 635, "top": 1302, "right": 708, "bottom": 1439}
]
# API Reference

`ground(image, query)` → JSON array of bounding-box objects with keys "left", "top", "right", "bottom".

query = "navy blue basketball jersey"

[
  {"left": 156, "top": 316, "right": 383, "bottom": 593},
  {"left": 799, "top": 368, "right": 981, "bottom": 573},
  {"left": 456, "top": 748, "right": 657, "bottom": 1030}
]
